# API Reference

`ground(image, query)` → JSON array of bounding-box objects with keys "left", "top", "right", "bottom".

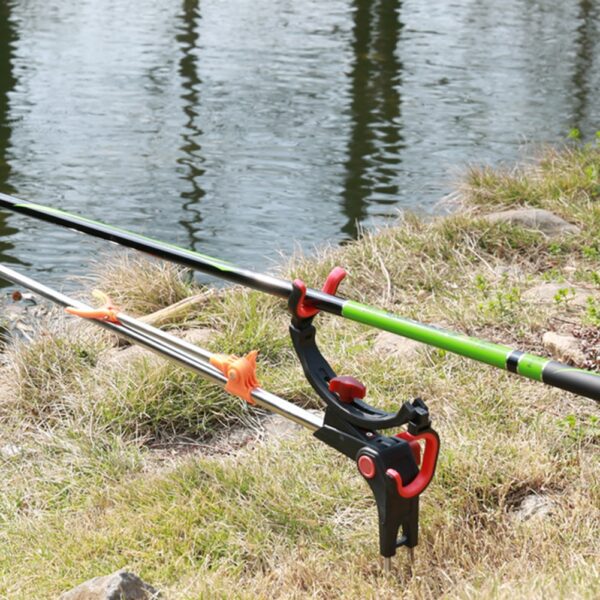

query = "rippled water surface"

[{"left": 0, "top": 0, "right": 598, "bottom": 285}]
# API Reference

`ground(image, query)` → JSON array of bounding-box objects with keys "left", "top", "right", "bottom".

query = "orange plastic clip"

[
  {"left": 210, "top": 350, "right": 260, "bottom": 404},
  {"left": 66, "top": 290, "right": 121, "bottom": 324}
]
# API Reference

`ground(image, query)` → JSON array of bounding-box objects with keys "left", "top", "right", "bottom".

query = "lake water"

[{"left": 0, "top": 0, "right": 598, "bottom": 286}]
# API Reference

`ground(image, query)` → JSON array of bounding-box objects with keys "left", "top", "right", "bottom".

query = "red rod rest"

[
  {"left": 386, "top": 431, "right": 439, "bottom": 499},
  {"left": 292, "top": 266, "right": 347, "bottom": 319}
]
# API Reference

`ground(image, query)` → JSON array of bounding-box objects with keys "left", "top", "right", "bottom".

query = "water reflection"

[
  {"left": 0, "top": 0, "right": 14, "bottom": 193},
  {"left": 177, "top": 0, "right": 206, "bottom": 249},
  {"left": 572, "top": 0, "right": 598, "bottom": 130},
  {"left": 342, "top": 0, "right": 403, "bottom": 238},
  {"left": 0, "top": 0, "right": 19, "bottom": 283}
]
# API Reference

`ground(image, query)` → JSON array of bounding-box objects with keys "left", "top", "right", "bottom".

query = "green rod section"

[{"left": 342, "top": 301, "right": 514, "bottom": 371}]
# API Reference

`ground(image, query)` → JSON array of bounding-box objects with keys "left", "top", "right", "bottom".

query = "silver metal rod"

[
  {"left": 0, "top": 264, "right": 323, "bottom": 431},
  {"left": 118, "top": 313, "right": 214, "bottom": 364},
  {"left": 383, "top": 557, "right": 392, "bottom": 574}
]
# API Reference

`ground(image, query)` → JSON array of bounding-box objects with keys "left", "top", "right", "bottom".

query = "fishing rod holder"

[{"left": 288, "top": 276, "right": 439, "bottom": 560}]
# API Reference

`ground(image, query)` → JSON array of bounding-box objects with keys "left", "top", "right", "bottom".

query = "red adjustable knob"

[
  {"left": 328, "top": 376, "right": 366, "bottom": 403},
  {"left": 357, "top": 455, "right": 376, "bottom": 479}
]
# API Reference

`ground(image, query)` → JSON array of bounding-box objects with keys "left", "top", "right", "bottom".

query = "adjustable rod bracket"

[{"left": 288, "top": 276, "right": 440, "bottom": 559}]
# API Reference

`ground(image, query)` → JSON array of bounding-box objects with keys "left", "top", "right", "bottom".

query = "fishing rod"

[
  {"left": 0, "top": 263, "right": 440, "bottom": 572},
  {"left": 1, "top": 192, "right": 599, "bottom": 402}
]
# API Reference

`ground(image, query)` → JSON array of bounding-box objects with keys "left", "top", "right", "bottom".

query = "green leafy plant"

[
  {"left": 474, "top": 274, "right": 490, "bottom": 296},
  {"left": 582, "top": 245, "right": 600, "bottom": 259},
  {"left": 476, "top": 275, "right": 522, "bottom": 321},
  {"left": 558, "top": 413, "right": 600, "bottom": 444},
  {"left": 584, "top": 164, "right": 598, "bottom": 182},
  {"left": 541, "top": 268, "right": 565, "bottom": 282},
  {"left": 553, "top": 287, "right": 575, "bottom": 309},
  {"left": 548, "top": 242, "right": 564, "bottom": 256},
  {"left": 584, "top": 296, "right": 600, "bottom": 326}
]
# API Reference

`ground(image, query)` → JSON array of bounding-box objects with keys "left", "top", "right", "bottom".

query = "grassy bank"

[{"left": 0, "top": 142, "right": 599, "bottom": 598}]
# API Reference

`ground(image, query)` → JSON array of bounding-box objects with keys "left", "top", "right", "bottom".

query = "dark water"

[{"left": 0, "top": 0, "right": 598, "bottom": 286}]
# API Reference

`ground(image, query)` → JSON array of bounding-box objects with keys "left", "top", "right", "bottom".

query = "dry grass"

[
  {"left": 0, "top": 142, "right": 599, "bottom": 598},
  {"left": 87, "top": 252, "right": 196, "bottom": 315},
  {"left": 2, "top": 312, "right": 106, "bottom": 424}
]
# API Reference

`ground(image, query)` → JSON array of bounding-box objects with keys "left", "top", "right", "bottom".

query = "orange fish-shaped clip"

[
  {"left": 210, "top": 350, "right": 260, "bottom": 404},
  {"left": 66, "top": 290, "right": 121, "bottom": 324}
]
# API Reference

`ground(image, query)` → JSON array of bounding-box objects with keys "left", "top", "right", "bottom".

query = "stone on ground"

[
  {"left": 61, "top": 570, "right": 160, "bottom": 600},
  {"left": 542, "top": 331, "right": 586, "bottom": 365},
  {"left": 373, "top": 331, "right": 422, "bottom": 359},
  {"left": 482, "top": 208, "right": 580, "bottom": 236},
  {"left": 0, "top": 443, "right": 22, "bottom": 459},
  {"left": 513, "top": 494, "right": 555, "bottom": 521}
]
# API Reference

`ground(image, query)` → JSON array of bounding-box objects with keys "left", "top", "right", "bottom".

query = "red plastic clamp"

[
  {"left": 292, "top": 266, "right": 347, "bottom": 319},
  {"left": 385, "top": 431, "right": 439, "bottom": 499}
]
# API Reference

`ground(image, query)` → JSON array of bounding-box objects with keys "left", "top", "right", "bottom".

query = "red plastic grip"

[
  {"left": 292, "top": 267, "right": 347, "bottom": 319},
  {"left": 321, "top": 266, "right": 347, "bottom": 295},
  {"left": 385, "top": 431, "right": 439, "bottom": 499}
]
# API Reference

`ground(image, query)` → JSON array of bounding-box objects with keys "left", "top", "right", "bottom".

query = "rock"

[
  {"left": 513, "top": 494, "right": 554, "bottom": 521},
  {"left": 373, "top": 331, "right": 422, "bottom": 359},
  {"left": 523, "top": 283, "right": 590, "bottom": 307},
  {"left": 61, "top": 570, "right": 160, "bottom": 600},
  {"left": 0, "top": 303, "right": 37, "bottom": 343},
  {"left": 482, "top": 208, "right": 580, "bottom": 236},
  {"left": 542, "top": 331, "right": 586, "bottom": 365}
]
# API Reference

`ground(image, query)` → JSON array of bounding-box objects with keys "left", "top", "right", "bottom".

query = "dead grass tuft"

[{"left": 87, "top": 251, "right": 196, "bottom": 315}]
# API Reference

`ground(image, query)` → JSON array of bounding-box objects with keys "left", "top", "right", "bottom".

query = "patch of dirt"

[
  {"left": 145, "top": 423, "right": 261, "bottom": 468},
  {"left": 512, "top": 493, "right": 556, "bottom": 521},
  {"left": 141, "top": 410, "right": 316, "bottom": 473}
]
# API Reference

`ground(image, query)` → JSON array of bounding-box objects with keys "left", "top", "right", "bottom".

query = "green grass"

[{"left": 0, "top": 142, "right": 598, "bottom": 598}]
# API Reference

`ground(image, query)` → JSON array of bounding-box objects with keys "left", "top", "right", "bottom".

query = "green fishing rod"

[{"left": 1, "top": 191, "right": 599, "bottom": 402}]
